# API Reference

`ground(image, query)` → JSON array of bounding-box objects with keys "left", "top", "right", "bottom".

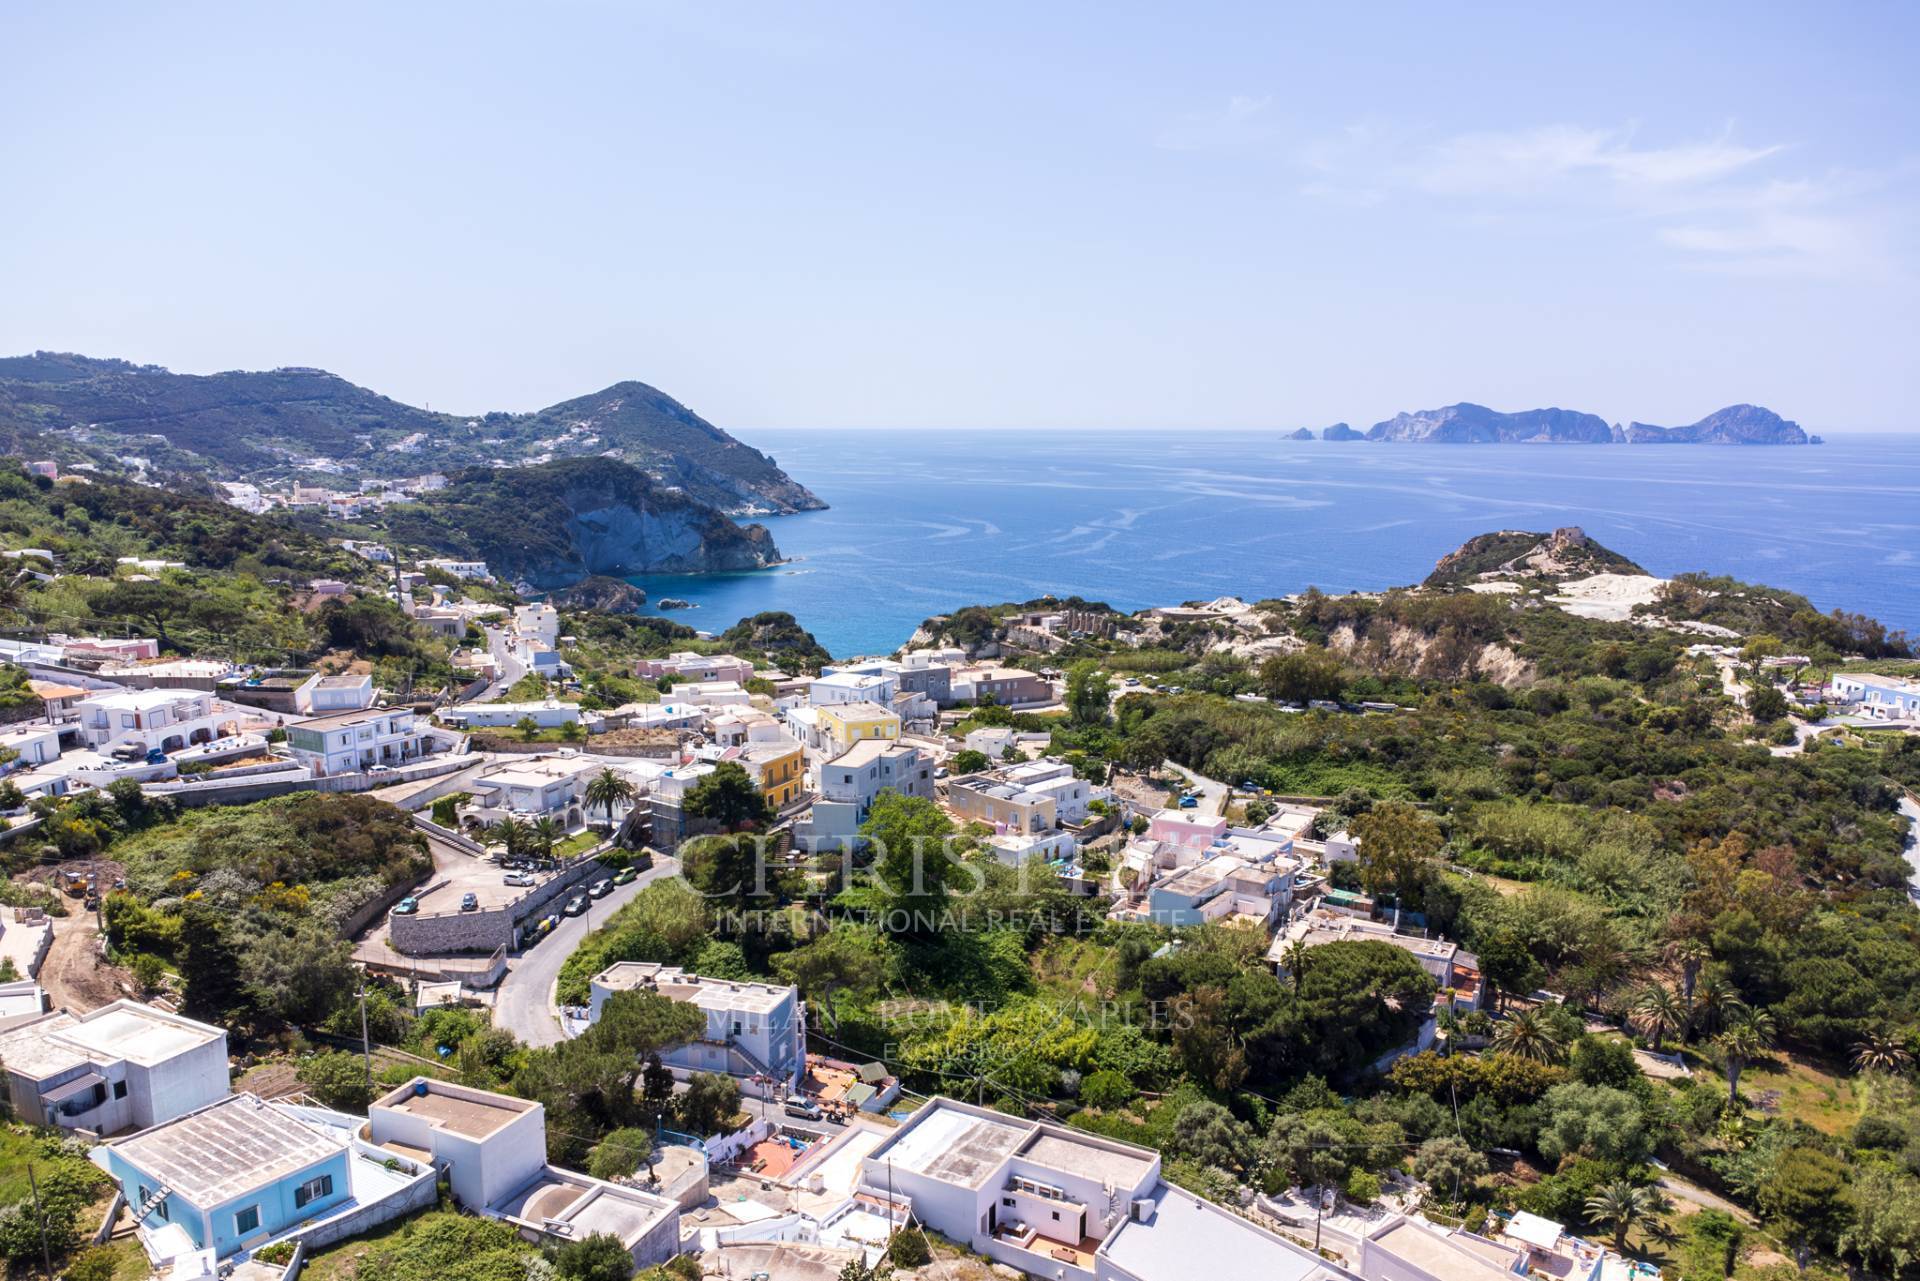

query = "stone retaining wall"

[{"left": 386, "top": 856, "right": 605, "bottom": 956}]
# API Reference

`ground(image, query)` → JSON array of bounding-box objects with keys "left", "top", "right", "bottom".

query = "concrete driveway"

[{"left": 492, "top": 853, "right": 680, "bottom": 1047}]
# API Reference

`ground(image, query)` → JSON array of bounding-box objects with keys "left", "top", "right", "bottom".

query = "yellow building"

[
  {"left": 816, "top": 703, "right": 902, "bottom": 756},
  {"left": 740, "top": 737, "right": 806, "bottom": 809}
]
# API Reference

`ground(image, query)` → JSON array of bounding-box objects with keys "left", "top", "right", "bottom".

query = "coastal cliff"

[{"left": 383, "top": 457, "right": 780, "bottom": 590}]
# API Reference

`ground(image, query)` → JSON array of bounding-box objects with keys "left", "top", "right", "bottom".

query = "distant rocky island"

[{"left": 1358, "top": 402, "right": 1819, "bottom": 445}]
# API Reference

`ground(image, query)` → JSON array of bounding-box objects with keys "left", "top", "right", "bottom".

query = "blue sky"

[{"left": 3, "top": 2, "right": 1915, "bottom": 431}]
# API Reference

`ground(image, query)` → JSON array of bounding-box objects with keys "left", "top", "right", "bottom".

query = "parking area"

[{"left": 397, "top": 853, "right": 561, "bottom": 915}]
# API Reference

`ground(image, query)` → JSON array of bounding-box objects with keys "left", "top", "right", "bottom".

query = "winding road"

[{"left": 492, "top": 853, "right": 680, "bottom": 1046}]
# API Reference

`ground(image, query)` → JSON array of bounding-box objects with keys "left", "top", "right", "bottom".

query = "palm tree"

[
  {"left": 1491, "top": 1007, "right": 1569, "bottom": 1064},
  {"left": 1630, "top": 984, "right": 1687, "bottom": 1053},
  {"left": 1853, "top": 1029, "right": 1914, "bottom": 1075},
  {"left": 1278, "top": 940, "right": 1313, "bottom": 992},
  {"left": 1716, "top": 1006, "right": 1776, "bottom": 1106},
  {"left": 1665, "top": 937, "right": 1710, "bottom": 1004},
  {"left": 486, "top": 818, "right": 528, "bottom": 859},
  {"left": 584, "top": 768, "right": 637, "bottom": 832},
  {"left": 530, "top": 816, "right": 563, "bottom": 860},
  {"left": 1585, "top": 1181, "right": 1659, "bottom": 1253},
  {"left": 1687, "top": 974, "right": 1738, "bottom": 1043}
]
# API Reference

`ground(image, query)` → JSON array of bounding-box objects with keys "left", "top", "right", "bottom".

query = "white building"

[
  {"left": 463, "top": 756, "right": 599, "bottom": 829},
  {"left": 588, "top": 963, "right": 806, "bottom": 1091},
  {"left": 808, "top": 670, "right": 898, "bottom": 707},
  {"left": 75, "top": 689, "right": 228, "bottom": 756},
  {"left": 0, "top": 1000, "right": 228, "bottom": 1134},
  {"left": 423, "top": 558, "right": 492, "bottom": 581},
  {"left": 1829, "top": 673, "right": 1920, "bottom": 720},
  {"left": 512, "top": 602, "right": 560, "bottom": 647},
  {"left": 860, "top": 1097, "right": 1353, "bottom": 1281},
  {"left": 440, "top": 700, "right": 584, "bottom": 730},
  {"left": 367, "top": 1077, "right": 680, "bottom": 1267},
  {"left": 285, "top": 706, "right": 430, "bottom": 776},
  {"left": 0, "top": 723, "right": 61, "bottom": 769},
  {"left": 674, "top": 680, "right": 752, "bottom": 709},
  {"left": 295, "top": 673, "right": 375, "bottom": 716}
]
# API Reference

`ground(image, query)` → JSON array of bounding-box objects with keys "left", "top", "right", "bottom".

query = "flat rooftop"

[
  {"left": 877, "top": 1104, "right": 1029, "bottom": 1188},
  {"left": 828, "top": 738, "right": 903, "bottom": 768},
  {"left": 112, "top": 1095, "right": 343, "bottom": 1206},
  {"left": 375, "top": 1081, "right": 536, "bottom": 1139},
  {"left": 0, "top": 1012, "right": 85, "bottom": 1077},
  {"left": 496, "top": 1171, "right": 674, "bottom": 1246},
  {"left": 1101, "top": 1185, "right": 1337, "bottom": 1281},
  {"left": 1157, "top": 857, "right": 1248, "bottom": 896},
  {"left": 58, "top": 1003, "right": 224, "bottom": 1066},
  {"left": 594, "top": 963, "right": 792, "bottom": 1015},
  {"left": 1021, "top": 1131, "right": 1156, "bottom": 1190},
  {"left": 78, "top": 689, "right": 205, "bottom": 711},
  {"left": 294, "top": 706, "right": 409, "bottom": 730},
  {"left": 0, "top": 1002, "right": 223, "bottom": 1077},
  {"left": 1369, "top": 1219, "right": 1520, "bottom": 1281}
]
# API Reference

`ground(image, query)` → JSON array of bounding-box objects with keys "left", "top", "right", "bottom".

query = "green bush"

[
  {"left": 1344, "top": 1169, "right": 1382, "bottom": 1205},
  {"left": 887, "top": 1228, "right": 932, "bottom": 1267},
  {"left": 1080, "top": 1069, "right": 1137, "bottom": 1110}
]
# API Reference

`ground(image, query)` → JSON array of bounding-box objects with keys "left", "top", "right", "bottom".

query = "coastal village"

[{"left": 0, "top": 463, "right": 1917, "bottom": 1281}]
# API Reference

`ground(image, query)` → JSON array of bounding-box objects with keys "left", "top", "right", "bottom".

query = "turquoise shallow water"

[{"left": 625, "top": 430, "right": 1920, "bottom": 659}]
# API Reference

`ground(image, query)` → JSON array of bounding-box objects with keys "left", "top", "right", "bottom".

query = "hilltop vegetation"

[
  {"left": 0, "top": 351, "right": 824, "bottom": 512},
  {"left": 0, "top": 458, "right": 363, "bottom": 580}
]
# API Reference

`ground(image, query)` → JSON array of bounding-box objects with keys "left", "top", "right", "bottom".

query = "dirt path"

[{"left": 39, "top": 906, "right": 129, "bottom": 1012}]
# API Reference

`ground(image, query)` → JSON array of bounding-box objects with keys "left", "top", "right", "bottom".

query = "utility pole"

[
  {"left": 358, "top": 986, "right": 373, "bottom": 1097},
  {"left": 27, "top": 1163, "right": 52, "bottom": 1281}
]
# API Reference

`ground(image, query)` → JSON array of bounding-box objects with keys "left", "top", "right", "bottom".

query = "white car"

[{"left": 503, "top": 871, "right": 536, "bottom": 887}]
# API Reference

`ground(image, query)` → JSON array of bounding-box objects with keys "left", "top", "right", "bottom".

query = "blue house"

[{"left": 96, "top": 1094, "right": 352, "bottom": 1260}]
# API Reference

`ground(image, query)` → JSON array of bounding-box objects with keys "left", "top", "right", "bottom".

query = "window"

[
  {"left": 1002, "top": 1197, "right": 1015, "bottom": 1207},
  {"left": 235, "top": 1206, "right": 260, "bottom": 1235},
  {"left": 113, "top": 1080, "right": 128, "bottom": 1099},
  {"left": 1051, "top": 1210, "right": 1061, "bottom": 1220},
  {"left": 293, "top": 1173, "right": 333, "bottom": 1208}
]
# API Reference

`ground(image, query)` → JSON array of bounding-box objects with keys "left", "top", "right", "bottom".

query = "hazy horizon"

[{"left": 5, "top": 2, "right": 1915, "bottom": 432}]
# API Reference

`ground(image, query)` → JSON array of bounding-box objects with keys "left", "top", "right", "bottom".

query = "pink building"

[
  {"left": 56, "top": 636, "right": 160, "bottom": 662},
  {"left": 1147, "top": 809, "right": 1229, "bottom": 849},
  {"left": 634, "top": 651, "right": 755, "bottom": 686}
]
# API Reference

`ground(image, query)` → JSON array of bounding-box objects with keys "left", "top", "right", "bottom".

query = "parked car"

[
  {"left": 392, "top": 897, "right": 419, "bottom": 914},
  {"left": 783, "top": 1098, "right": 822, "bottom": 1121},
  {"left": 1177, "top": 795, "right": 1198, "bottom": 809},
  {"left": 504, "top": 871, "right": 536, "bottom": 887},
  {"left": 562, "top": 894, "right": 588, "bottom": 917},
  {"left": 611, "top": 866, "right": 638, "bottom": 886},
  {"left": 459, "top": 892, "right": 479, "bottom": 912},
  {"left": 587, "top": 878, "right": 612, "bottom": 899}
]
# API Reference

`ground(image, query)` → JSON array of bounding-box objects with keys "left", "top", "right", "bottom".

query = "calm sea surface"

[{"left": 626, "top": 430, "right": 1920, "bottom": 659}]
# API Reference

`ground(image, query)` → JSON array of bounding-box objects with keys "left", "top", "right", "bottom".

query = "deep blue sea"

[{"left": 626, "top": 431, "right": 1920, "bottom": 659}]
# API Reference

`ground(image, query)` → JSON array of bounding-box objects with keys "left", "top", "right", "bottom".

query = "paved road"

[
  {"left": 493, "top": 854, "right": 680, "bottom": 1047},
  {"left": 1163, "top": 760, "right": 1229, "bottom": 816},
  {"left": 470, "top": 623, "right": 527, "bottom": 702}
]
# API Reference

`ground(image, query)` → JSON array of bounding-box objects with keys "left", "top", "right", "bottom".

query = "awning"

[
  {"left": 42, "top": 1072, "right": 105, "bottom": 1103},
  {"left": 1506, "top": 1211, "right": 1565, "bottom": 1250}
]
